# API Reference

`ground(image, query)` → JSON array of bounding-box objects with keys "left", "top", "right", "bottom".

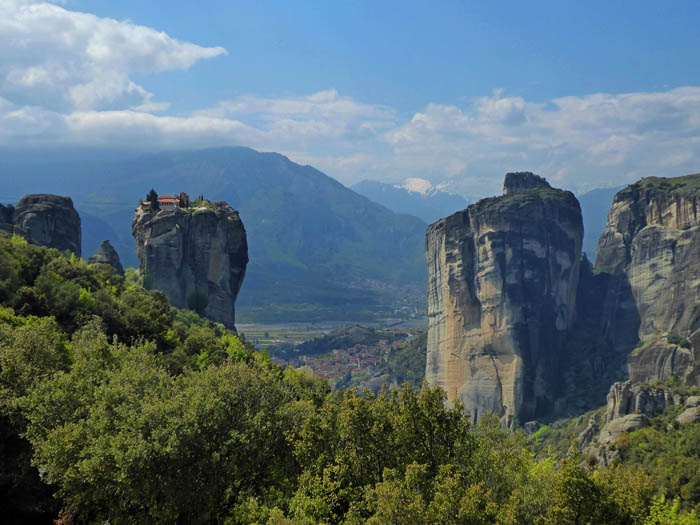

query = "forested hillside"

[{"left": 1, "top": 233, "right": 698, "bottom": 523}]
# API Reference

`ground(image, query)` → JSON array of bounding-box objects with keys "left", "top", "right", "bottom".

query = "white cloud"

[
  {"left": 383, "top": 87, "right": 700, "bottom": 195},
  {"left": 3, "top": 84, "right": 700, "bottom": 197},
  {"left": 0, "top": 0, "right": 226, "bottom": 111},
  {"left": 1, "top": 1, "right": 700, "bottom": 198},
  {"left": 197, "top": 90, "right": 396, "bottom": 148}
]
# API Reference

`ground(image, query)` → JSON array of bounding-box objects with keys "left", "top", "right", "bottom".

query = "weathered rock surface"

[
  {"left": 502, "top": 172, "right": 551, "bottom": 195},
  {"left": 596, "top": 175, "right": 700, "bottom": 342},
  {"left": 87, "top": 240, "right": 124, "bottom": 275},
  {"left": 685, "top": 396, "right": 700, "bottom": 408},
  {"left": 599, "top": 413, "right": 650, "bottom": 447},
  {"left": 627, "top": 335, "right": 696, "bottom": 385},
  {"left": 676, "top": 406, "right": 700, "bottom": 425},
  {"left": 1, "top": 194, "right": 81, "bottom": 255},
  {"left": 132, "top": 202, "right": 248, "bottom": 328},
  {"left": 605, "top": 381, "right": 679, "bottom": 423},
  {"left": 426, "top": 173, "right": 583, "bottom": 425}
]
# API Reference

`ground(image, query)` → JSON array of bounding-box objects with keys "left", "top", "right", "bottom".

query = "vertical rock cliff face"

[
  {"left": 595, "top": 175, "right": 700, "bottom": 348},
  {"left": 0, "top": 194, "right": 81, "bottom": 255},
  {"left": 132, "top": 202, "right": 248, "bottom": 328},
  {"left": 426, "top": 173, "right": 583, "bottom": 425}
]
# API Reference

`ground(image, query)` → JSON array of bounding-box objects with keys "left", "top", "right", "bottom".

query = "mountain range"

[
  {"left": 0, "top": 147, "right": 427, "bottom": 322},
  {"left": 351, "top": 179, "right": 470, "bottom": 224},
  {"left": 0, "top": 146, "right": 624, "bottom": 322}
]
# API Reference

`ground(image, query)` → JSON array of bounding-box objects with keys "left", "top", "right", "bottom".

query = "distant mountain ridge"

[
  {"left": 352, "top": 179, "right": 469, "bottom": 224},
  {"left": 0, "top": 147, "right": 428, "bottom": 322}
]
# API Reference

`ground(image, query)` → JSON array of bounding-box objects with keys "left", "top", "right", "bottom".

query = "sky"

[{"left": 2, "top": 0, "right": 700, "bottom": 197}]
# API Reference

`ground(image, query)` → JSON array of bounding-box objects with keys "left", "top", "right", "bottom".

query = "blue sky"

[{"left": 2, "top": 0, "right": 700, "bottom": 196}]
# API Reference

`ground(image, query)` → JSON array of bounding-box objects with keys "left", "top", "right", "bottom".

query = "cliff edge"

[
  {"left": 0, "top": 194, "right": 81, "bottom": 255},
  {"left": 132, "top": 200, "right": 248, "bottom": 328},
  {"left": 426, "top": 173, "right": 583, "bottom": 426},
  {"left": 595, "top": 174, "right": 700, "bottom": 349}
]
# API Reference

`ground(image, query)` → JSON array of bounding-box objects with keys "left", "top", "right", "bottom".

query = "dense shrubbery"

[
  {"left": 617, "top": 409, "right": 700, "bottom": 514},
  {"left": 377, "top": 330, "right": 427, "bottom": 386},
  {"left": 1, "top": 234, "right": 699, "bottom": 523}
]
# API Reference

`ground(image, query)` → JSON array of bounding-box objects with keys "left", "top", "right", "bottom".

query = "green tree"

[
  {"left": 645, "top": 495, "right": 700, "bottom": 525},
  {"left": 187, "top": 289, "right": 209, "bottom": 316},
  {"left": 22, "top": 322, "right": 301, "bottom": 523},
  {"left": 147, "top": 188, "right": 159, "bottom": 211}
]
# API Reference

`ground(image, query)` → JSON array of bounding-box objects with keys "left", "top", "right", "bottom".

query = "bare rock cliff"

[
  {"left": 0, "top": 194, "right": 81, "bottom": 255},
  {"left": 426, "top": 173, "right": 583, "bottom": 425},
  {"left": 578, "top": 174, "right": 700, "bottom": 463},
  {"left": 132, "top": 202, "right": 248, "bottom": 328},
  {"left": 595, "top": 175, "right": 700, "bottom": 343}
]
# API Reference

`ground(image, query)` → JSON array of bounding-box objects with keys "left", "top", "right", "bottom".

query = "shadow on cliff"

[{"left": 557, "top": 256, "right": 641, "bottom": 418}]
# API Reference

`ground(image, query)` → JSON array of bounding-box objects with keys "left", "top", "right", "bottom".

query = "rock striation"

[
  {"left": 426, "top": 173, "right": 583, "bottom": 425},
  {"left": 0, "top": 194, "right": 81, "bottom": 255},
  {"left": 87, "top": 240, "right": 124, "bottom": 275},
  {"left": 132, "top": 200, "right": 248, "bottom": 328},
  {"left": 595, "top": 175, "right": 700, "bottom": 343},
  {"left": 571, "top": 174, "right": 700, "bottom": 463}
]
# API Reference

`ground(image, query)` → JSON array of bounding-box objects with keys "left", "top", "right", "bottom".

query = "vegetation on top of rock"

[
  {"left": 469, "top": 186, "right": 579, "bottom": 216},
  {"left": 620, "top": 173, "right": 700, "bottom": 198},
  {"left": 502, "top": 171, "right": 551, "bottom": 194},
  {"left": 667, "top": 331, "right": 692, "bottom": 349}
]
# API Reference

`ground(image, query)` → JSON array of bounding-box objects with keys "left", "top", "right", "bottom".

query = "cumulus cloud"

[
  {"left": 197, "top": 89, "right": 396, "bottom": 148},
  {"left": 1, "top": 1, "right": 700, "bottom": 197},
  {"left": 0, "top": 0, "right": 226, "bottom": 111},
  {"left": 383, "top": 87, "right": 700, "bottom": 195}
]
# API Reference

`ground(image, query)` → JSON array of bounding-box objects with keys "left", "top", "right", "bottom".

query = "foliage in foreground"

[{"left": 0, "top": 235, "right": 699, "bottom": 523}]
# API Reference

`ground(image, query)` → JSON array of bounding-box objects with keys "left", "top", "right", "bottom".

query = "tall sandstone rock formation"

[
  {"left": 595, "top": 174, "right": 700, "bottom": 346},
  {"left": 593, "top": 174, "right": 700, "bottom": 389},
  {"left": 0, "top": 194, "right": 81, "bottom": 255},
  {"left": 426, "top": 173, "right": 583, "bottom": 426},
  {"left": 569, "top": 174, "right": 700, "bottom": 464},
  {"left": 132, "top": 201, "right": 248, "bottom": 328}
]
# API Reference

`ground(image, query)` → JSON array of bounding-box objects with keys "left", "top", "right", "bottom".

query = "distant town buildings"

[
  {"left": 300, "top": 339, "right": 403, "bottom": 382},
  {"left": 142, "top": 192, "right": 190, "bottom": 209}
]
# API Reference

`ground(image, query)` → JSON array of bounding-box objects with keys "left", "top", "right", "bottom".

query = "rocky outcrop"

[
  {"left": 502, "top": 172, "right": 551, "bottom": 195},
  {"left": 0, "top": 195, "right": 81, "bottom": 255},
  {"left": 676, "top": 396, "right": 700, "bottom": 425},
  {"left": 426, "top": 173, "right": 583, "bottom": 425},
  {"left": 627, "top": 335, "right": 696, "bottom": 385},
  {"left": 596, "top": 175, "right": 700, "bottom": 343},
  {"left": 87, "top": 240, "right": 124, "bottom": 275},
  {"left": 132, "top": 201, "right": 248, "bottom": 328},
  {"left": 605, "top": 381, "right": 679, "bottom": 423}
]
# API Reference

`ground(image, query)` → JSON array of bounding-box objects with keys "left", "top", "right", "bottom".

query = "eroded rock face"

[
  {"left": 132, "top": 202, "right": 248, "bottom": 327},
  {"left": 596, "top": 175, "right": 700, "bottom": 342},
  {"left": 627, "top": 335, "right": 695, "bottom": 385},
  {"left": 87, "top": 240, "right": 124, "bottom": 276},
  {"left": 502, "top": 172, "right": 551, "bottom": 195},
  {"left": 426, "top": 173, "right": 583, "bottom": 425},
  {"left": 5, "top": 194, "right": 81, "bottom": 255},
  {"left": 605, "top": 381, "right": 679, "bottom": 423}
]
